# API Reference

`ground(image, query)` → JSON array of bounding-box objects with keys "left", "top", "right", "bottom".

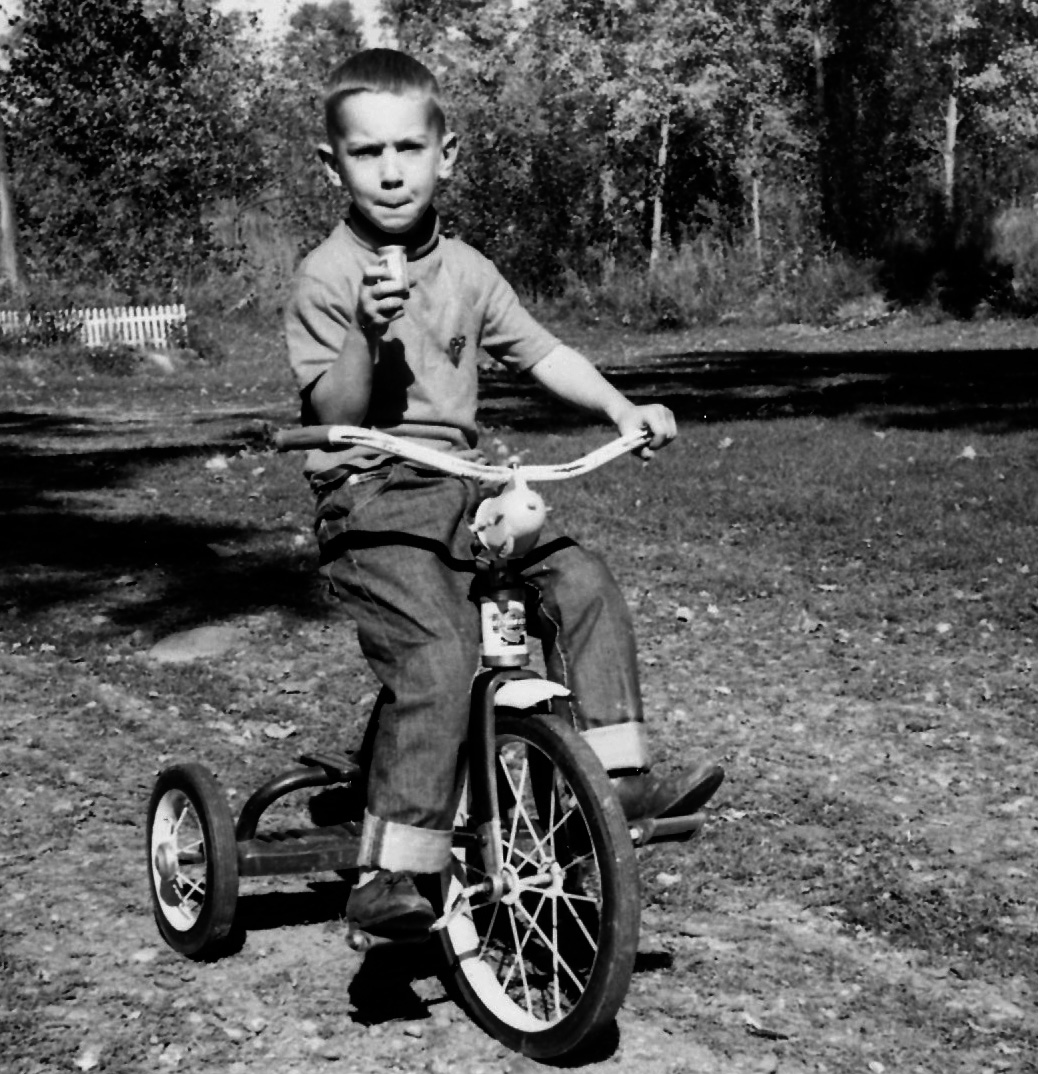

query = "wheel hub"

[
  {"left": 154, "top": 841, "right": 180, "bottom": 882},
  {"left": 500, "top": 860, "right": 565, "bottom": 904}
]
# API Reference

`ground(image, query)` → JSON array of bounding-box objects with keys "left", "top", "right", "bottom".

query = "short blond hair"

[{"left": 325, "top": 48, "right": 446, "bottom": 138}]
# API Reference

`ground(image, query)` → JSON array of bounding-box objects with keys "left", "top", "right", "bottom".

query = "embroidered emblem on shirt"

[{"left": 449, "top": 336, "right": 466, "bottom": 364}]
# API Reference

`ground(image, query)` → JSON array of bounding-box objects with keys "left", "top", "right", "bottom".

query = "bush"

[
  {"left": 86, "top": 343, "right": 141, "bottom": 376},
  {"left": 167, "top": 312, "right": 226, "bottom": 366},
  {"left": 0, "top": 338, "right": 139, "bottom": 377},
  {"left": 558, "top": 234, "right": 879, "bottom": 330},
  {"left": 880, "top": 215, "right": 1017, "bottom": 318},
  {"left": 992, "top": 207, "right": 1038, "bottom": 314},
  {"left": 0, "top": 306, "right": 83, "bottom": 351}
]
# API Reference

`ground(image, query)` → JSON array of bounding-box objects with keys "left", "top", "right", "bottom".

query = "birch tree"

[
  {"left": 715, "top": 0, "right": 817, "bottom": 269},
  {"left": 545, "top": 0, "right": 736, "bottom": 266},
  {"left": 0, "top": 119, "right": 22, "bottom": 292}
]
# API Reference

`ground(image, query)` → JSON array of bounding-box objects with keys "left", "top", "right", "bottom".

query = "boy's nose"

[{"left": 380, "top": 151, "right": 403, "bottom": 184}]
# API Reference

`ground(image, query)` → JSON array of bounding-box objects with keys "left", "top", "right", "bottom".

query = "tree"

[
  {"left": 708, "top": 1, "right": 819, "bottom": 269},
  {"left": 544, "top": 0, "right": 750, "bottom": 265},
  {"left": 0, "top": 119, "right": 22, "bottom": 293},
  {"left": 957, "top": 1, "right": 1038, "bottom": 198},
  {"left": 284, "top": 0, "right": 365, "bottom": 76},
  {"left": 262, "top": 1, "right": 365, "bottom": 249},
  {"left": 1, "top": 0, "right": 269, "bottom": 295}
]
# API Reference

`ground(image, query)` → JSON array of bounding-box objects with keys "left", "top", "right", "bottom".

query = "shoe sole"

[{"left": 657, "top": 766, "right": 725, "bottom": 820}]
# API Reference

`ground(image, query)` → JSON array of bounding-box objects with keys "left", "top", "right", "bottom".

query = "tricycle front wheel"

[
  {"left": 439, "top": 713, "right": 640, "bottom": 1059},
  {"left": 147, "top": 762, "right": 239, "bottom": 958}
]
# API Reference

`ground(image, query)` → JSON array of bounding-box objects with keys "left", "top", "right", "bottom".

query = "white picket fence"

[{"left": 0, "top": 303, "right": 187, "bottom": 350}]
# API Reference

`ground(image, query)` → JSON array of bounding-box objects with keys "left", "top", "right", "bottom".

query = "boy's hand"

[
  {"left": 616, "top": 403, "right": 677, "bottom": 460},
  {"left": 357, "top": 260, "right": 410, "bottom": 336}
]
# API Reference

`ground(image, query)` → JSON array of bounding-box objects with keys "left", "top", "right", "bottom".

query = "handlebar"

[{"left": 273, "top": 424, "right": 649, "bottom": 485}]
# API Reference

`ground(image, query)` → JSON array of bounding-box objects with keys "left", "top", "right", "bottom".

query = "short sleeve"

[
  {"left": 475, "top": 256, "right": 560, "bottom": 372},
  {"left": 284, "top": 273, "right": 356, "bottom": 391}
]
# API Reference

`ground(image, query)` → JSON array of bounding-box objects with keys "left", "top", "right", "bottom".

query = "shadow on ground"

[
  {"left": 3, "top": 346, "right": 1037, "bottom": 630},
  {"left": 480, "top": 347, "right": 1038, "bottom": 432},
  {"left": 0, "top": 405, "right": 326, "bottom": 631}
]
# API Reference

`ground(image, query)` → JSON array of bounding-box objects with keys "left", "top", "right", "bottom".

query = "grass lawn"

[{"left": 1, "top": 311, "right": 1036, "bottom": 1073}]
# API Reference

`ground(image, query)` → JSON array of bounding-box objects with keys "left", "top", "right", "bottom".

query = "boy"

[{"left": 285, "top": 48, "right": 723, "bottom": 939}]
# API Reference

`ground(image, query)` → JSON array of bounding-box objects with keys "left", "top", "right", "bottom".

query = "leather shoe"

[
  {"left": 612, "top": 760, "right": 725, "bottom": 821},
  {"left": 346, "top": 870, "right": 436, "bottom": 939},
  {"left": 308, "top": 782, "right": 366, "bottom": 827}
]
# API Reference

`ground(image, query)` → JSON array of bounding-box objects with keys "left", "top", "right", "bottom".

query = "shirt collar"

[{"left": 346, "top": 205, "right": 440, "bottom": 260}]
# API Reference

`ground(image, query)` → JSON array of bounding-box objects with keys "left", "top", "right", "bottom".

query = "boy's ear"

[
  {"left": 317, "top": 143, "right": 343, "bottom": 188},
  {"left": 438, "top": 130, "right": 459, "bottom": 180}
]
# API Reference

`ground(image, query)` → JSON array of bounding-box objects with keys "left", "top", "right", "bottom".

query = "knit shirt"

[{"left": 284, "top": 209, "right": 560, "bottom": 477}]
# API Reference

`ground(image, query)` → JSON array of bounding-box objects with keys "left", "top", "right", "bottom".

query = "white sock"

[{"left": 357, "top": 869, "right": 379, "bottom": 887}]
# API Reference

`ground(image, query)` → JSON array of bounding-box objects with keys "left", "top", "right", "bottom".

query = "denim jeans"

[{"left": 314, "top": 462, "right": 650, "bottom": 872}]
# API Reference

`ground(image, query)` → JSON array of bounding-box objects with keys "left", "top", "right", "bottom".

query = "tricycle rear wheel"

[{"left": 147, "top": 762, "right": 239, "bottom": 958}]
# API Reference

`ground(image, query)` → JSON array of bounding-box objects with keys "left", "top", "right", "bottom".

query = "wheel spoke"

[
  {"left": 499, "top": 754, "right": 551, "bottom": 869},
  {"left": 177, "top": 873, "right": 205, "bottom": 901},
  {"left": 513, "top": 897, "right": 586, "bottom": 995},
  {"left": 546, "top": 777, "right": 557, "bottom": 860},
  {"left": 477, "top": 897, "right": 504, "bottom": 962},
  {"left": 559, "top": 848, "right": 595, "bottom": 873},
  {"left": 555, "top": 889, "right": 598, "bottom": 904},
  {"left": 552, "top": 883, "right": 562, "bottom": 1019},
  {"left": 557, "top": 892, "right": 599, "bottom": 952},
  {"left": 505, "top": 905, "right": 535, "bottom": 1014},
  {"left": 503, "top": 754, "right": 529, "bottom": 861},
  {"left": 545, "top": 796, "right": 581, "bottom": 847},
  {"left": 513, "top": 890, "right": 550, "bottom": 959}
]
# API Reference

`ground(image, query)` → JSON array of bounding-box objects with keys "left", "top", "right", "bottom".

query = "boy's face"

[{"left": 322, "top": 91, "right": 457, "bottom": 236}]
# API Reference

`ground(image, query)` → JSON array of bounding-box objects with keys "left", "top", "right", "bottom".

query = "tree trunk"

[
  {"left": 944, "top": 57, "right": 960, "bottom": 217},
  {"left": 943, "top": 10, "right": 964, "bottom": 219},
  {"left": 649, "top": 114, "right": 670, "bottom": 268},
  {"left": 811, "top": 28, "right": 825, "bottom": 114},
  {"left": 751, "top": 175, "right": 763, "bottom": 272},
  {"left": 0, "top": 121, "right": 23, "bottom": 292},
  {"left": 747, "top": 111, "right": 763, "bottom": 272}
]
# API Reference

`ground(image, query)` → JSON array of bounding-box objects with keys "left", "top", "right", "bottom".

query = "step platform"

[{"left": 237, "top": 820, "right": 363, "bottom": 877}]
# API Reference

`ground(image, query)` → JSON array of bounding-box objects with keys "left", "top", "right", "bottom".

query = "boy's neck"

[{"left": 347, "top": 205, "right": 439, "bottom": 258}]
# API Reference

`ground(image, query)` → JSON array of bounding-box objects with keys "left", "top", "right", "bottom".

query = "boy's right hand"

[{"left": 357, "top": 260, "right": 410, "bottom": 336}]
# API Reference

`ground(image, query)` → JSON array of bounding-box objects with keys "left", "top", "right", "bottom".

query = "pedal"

[
  {"left": 629, "top": 811, "right": 706, "bottom": 847},
  {"left": 346, "top": 925, "right": 430, "bottom": 953}
]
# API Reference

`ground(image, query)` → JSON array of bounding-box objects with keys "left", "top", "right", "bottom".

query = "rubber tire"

[
  {"left": 147, "top": 762, "right": 239, "bottom": 959},
  {"left": 439, "top": 713, "right": 639, "bottom": 1059}
]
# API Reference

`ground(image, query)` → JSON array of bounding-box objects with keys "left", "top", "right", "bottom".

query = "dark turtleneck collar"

[{"left": 346, "top": 205, "right": 440, "bottom": 260}]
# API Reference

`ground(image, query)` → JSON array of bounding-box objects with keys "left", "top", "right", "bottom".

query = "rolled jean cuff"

[
  {"left": 358, "top": 810, "right": 454, "bottom": 873},
  {"left": 581, "top": 721, "right": 650, "bottom": 773}
]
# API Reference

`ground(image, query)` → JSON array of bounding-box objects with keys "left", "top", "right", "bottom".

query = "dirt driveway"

[{"left": 1, "top": 357, "right": 1037, "bottom": 1074}]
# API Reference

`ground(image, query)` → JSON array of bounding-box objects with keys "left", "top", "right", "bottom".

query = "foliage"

[
  {"left": 1, "top": 0, "right": 271, "bottom": 295},
  {"left": 0, "top": 305, "right": 82, "bottom": 351},
  {"left": 3, "top": 0, "right": 1038, "bottom": 319},
  {"left": 991, "top": 205, "right": 1038, "bottom": 312},
  {"left": 264, "top": 1, "right": 365, "bottom": 249},
  {"left": 166, "top": 309, "right": 227, "bottom": 365},
  {"left": 559, "top": 235, "right": 877, "bottom": 329},
  {"left": 84, "top": 342, "right": 143, "bottom": 376}
]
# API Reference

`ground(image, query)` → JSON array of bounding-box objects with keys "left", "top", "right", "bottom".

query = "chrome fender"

[{"left": 493, "top": 678, "right": 571, "bottom": 710}]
